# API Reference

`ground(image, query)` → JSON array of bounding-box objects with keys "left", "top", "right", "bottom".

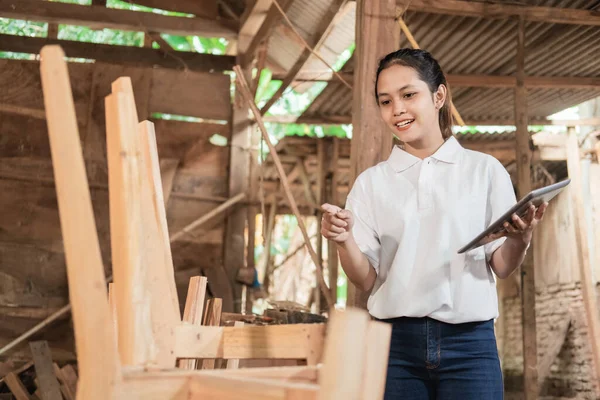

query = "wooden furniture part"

[{"left": 40, "top": 44, "right": 393, "bottom": 399}]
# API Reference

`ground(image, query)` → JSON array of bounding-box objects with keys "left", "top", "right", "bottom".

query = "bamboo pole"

[
  {"left": 233, "top": 65, "right": 335, "bottom": 309},
  {"left": 397, "top": 18, "right": 466, "bottom": 126}
]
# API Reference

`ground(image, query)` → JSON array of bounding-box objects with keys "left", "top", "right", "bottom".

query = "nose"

[{"left": 392, "top": 100, "right": 405, "bottom": 116}]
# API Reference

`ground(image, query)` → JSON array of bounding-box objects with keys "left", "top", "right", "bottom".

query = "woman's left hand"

[{"left": 503, "top": 202, "right": 549, "bottom": 245}]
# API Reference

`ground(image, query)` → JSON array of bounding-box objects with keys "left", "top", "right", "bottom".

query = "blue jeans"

[{"left": 380, "top": 316, "right": 503, "bottom": 400}]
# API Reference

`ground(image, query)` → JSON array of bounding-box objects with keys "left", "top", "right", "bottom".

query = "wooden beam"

[
  {"left": 39, "top": 45, "right": 120, "bottom": 399},
  {"left": 0, "top": 0, "right": 236, "bottom": 37},
  {"left": 4, "top": 372, "right": 32, "bottom": 400},
  {"left": 348, "top": 0, "right": 398, "bottom": 308},
  {"left": 242, "top": 0, "right": 293, "bottom": 63},
  {"left": 237, "top": 0, "right": 273, "bottom": 56},
  {"left": 173, "top": 323, "right": 325, "bottom": 361},
  {"left": 514, "top": 17, "right": 538, "bottom": 400},
  {"left": 282, "top": 72, "right": 600, "bottom": 89},
  {"left": 566, "top": 128, "right": 600, "bottom": 392},
  {"left": 259, "top": 0, "right": 348, "bottom": 115},
  {"left": 402, "top": 0, "right": 600, "bottom": 26},
  {"left": 0, "top": 34, "right": 235, "bottom": 73},
  {"left": 126, "top": 0, "right": 218, "bottom": 19}
]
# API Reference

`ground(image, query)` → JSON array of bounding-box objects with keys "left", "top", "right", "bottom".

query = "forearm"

[
  {"left": 490, "top": 237, "right": 530, "bottom": 279},
  {"left": 337, "top": 235, "right": 377, "bottom": 292}
]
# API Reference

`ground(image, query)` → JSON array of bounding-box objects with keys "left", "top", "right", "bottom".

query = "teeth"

[{"left": 396, "top": 120, "right": 413, "bottom": 127}]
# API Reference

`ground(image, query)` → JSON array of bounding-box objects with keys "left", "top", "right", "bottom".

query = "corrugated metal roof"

[{"left": 261, "top": 0, "right": 600, "bottom": 124}]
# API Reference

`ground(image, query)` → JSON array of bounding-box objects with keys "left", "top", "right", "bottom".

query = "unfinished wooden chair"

[
  {"left": 40, "top": 44, "right": 391, "bottom": 399},
  {"left": 104, "top": 75, "right": 326, "bottom": 371}
]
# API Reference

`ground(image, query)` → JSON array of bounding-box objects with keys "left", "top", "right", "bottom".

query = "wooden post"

[
  {"left": 316, "top": 140, "right": 327, "bottom": 311},
  {"left": 328, "top": 138, "right": 340, "bottom": 303},
  {"left": 566, "top": 128, "right": 600, "bottom": 393},
  {"left": 224, "top": 62, "right": 252, "bottom": 313},
  {"left": 514, "top": 16, "right": 538, "bottom": 399},
  {"left": 261, "top": 200, "right": 278, "bottom": 294},
  {"left": 349, "top": 0, "right": 398, "bottom": 308}
]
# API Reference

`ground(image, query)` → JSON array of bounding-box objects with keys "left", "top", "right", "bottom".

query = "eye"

[
  {"left": 403, "top": 92, "right": 416, "bottom": 99},
  {"left": 379, "top": 99, "right": 391, "bottom": 106}
]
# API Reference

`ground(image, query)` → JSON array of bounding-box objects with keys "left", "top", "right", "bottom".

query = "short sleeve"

[
  {"left": 484, "top": 159, "right": 517, "bottom": 262},
  {"left": 345, "top": 176, "right": 381, "bottom": 273}
]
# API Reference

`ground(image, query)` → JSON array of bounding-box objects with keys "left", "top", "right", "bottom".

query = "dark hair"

[{"left": 375, "top": 48, "right": 454, "bottom": 139}]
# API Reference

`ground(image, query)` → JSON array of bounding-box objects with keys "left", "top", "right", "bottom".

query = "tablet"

[{"left": 457, "top": 178, "right": 571, "bottom": 254}]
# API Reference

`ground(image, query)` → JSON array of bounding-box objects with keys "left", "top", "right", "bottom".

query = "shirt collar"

[{"left": 387, "top": 136, "right": 463, "bottom": 173}]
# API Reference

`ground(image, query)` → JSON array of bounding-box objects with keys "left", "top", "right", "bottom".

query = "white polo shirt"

[{"left": 345, "top": 136, "right": 516, "bottom": 324}]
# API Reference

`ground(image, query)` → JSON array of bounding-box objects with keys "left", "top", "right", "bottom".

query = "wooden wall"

[{"left": 0, "top": 59, "right": 233, "bottom": 360}]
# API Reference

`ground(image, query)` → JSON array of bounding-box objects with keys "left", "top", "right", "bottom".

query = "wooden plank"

[
  {"left": 173, "top": 323, "right": 325, "bottom": 361},
  {"left": 149, "top": 68, "right": 231, "bottom": 120},
  {"left": 105, "top": 89, "right": 153, "bottom": 367},
  {"left": 514, "top": 17, "right": 538, "bottom": 400},
  {"left": 178, "top": 276, "right": 208, "bottom": 370},
  {"left": 361, "top": 321, "right": 392, "bottom": 400},
  {"left": 39, "top": 44, "right": 120, "bottom": 399},
  {"left": 403, "top": 0, "right": 600, "bottom": 26},
  {"left": 348, "top": 0, "right": 398, "bottom": 308},
  {"left": 0, "top": 0, "right": 235, "bottom": 37},
  {"left": 237, "top": 0, "right": 273, "bottom": 56},
  {"left": 29, "top": 341, "right": 62, "bottom": 400},
  {"left": 318, "top": 308, "right": 368, "bottom": 400},
  {"left": 566, "top": 128, "right": 600, "bottom": 392},
  {"left": 259, "top": 0, "right": 348, "bottom": 115},
  {"left": 53, "top": 363, "right": 75, "bottom": 400},
  {"left": 0, "top": 34, "right": 235, "bottom": 73},
  {"left": 4, "top": 372, "right": 32, "bottom": 400},
  {"left": 136, "top": 119, "right": 182, "bottom": 367},
  {"left": 59, "top": 365, "right": 78, "bottom": 397},
  {"left": 200, "top": 298, "right": 223, "bottom": 370}
]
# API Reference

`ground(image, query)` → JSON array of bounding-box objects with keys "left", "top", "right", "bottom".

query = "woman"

[{"left": 320, "top": 48, "right": 547, "bottom": 399}]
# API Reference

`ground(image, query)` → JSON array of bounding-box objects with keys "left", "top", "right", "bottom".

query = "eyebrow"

[{"left": 377, "top": 84, "right": 417, "bottom": 97}]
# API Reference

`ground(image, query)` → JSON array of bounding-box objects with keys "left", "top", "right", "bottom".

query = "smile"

[{"left": 395, "top": 119, "right": 414, "bottom": 128}]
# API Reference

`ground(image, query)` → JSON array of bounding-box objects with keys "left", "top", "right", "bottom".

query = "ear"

[{"left": 434, "top": 84, "right": 447, "bottom": 110}]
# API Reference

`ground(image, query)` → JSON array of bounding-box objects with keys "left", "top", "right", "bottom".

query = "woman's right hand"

[{"left": 321, "top": 203, "right": 354, "bottom": 243}]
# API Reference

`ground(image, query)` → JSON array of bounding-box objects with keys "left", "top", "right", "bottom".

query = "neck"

[{"left": 404, "top": 132, "right": 445, "bottom": 159}]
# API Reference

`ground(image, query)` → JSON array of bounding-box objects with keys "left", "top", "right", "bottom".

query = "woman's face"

[{"left": 376, "top": 64, "right": 446, "bottom": 146}]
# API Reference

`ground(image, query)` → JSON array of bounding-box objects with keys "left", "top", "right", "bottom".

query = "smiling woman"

[{"left": 320, "top": 48, "right": 548, "bottom": 400}]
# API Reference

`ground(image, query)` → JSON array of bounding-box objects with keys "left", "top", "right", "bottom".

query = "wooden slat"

[
  {"left": 404, "top": 0, "right": 600, "bottom": 26},
  {"left": 566, "top": 128, "right": 600, "bottom": 392},
  {"left": 237, "top": 0, "right": 273, "bottom": 56},
  {"left": 59, "top": 365, "right": 78, "bottom": 397},
  {"left": 130, "top": 0, "right": 218, "bottom": 19},
  {"left": 4, "top": 372, "right": 32, "bottom": 400},
  {"left": 0, "top": 0, "right": 235, "bottom": 37},
  {"left": 40, "top": 44, "right": 120, "bottom": 399},
  {"left": 29, "top": 341, "right": 62, "bottom": 400},
  {"left": 200, "top": 298, "right": 223, "bottom": 370},
  {"left": 318, "top": 308, "right": 369, "bottom": 400},
  {"left": 0, "top": 34, "right": 235, "bottom": 73},
  {"left": 173, "top": 323, "right": 325, "bottom": 361},
  {"left": 105, "top": 89, "right": 152, "bottom": 367},
  {"left": 159, "top": 158, "right": 179, "bottom": 207},
  {"left": 53, "top": 363, "right": 75, "bottom": 400},
  {"left": 514, "top": 17, "right": 538, "bottom": 400},
  {"left": 178, "top": 276, "right": 208, "bottom": 370},
  {"left": 361, "top": 321, "right": 392, "bottom": 400}
]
